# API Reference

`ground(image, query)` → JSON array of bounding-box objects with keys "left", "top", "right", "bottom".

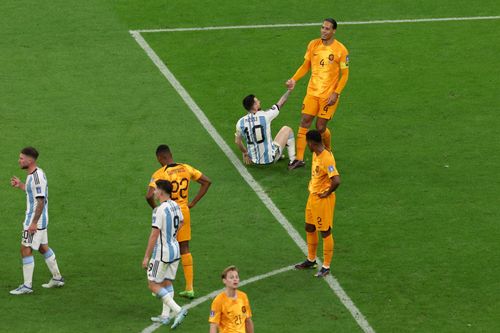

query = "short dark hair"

[
  {"left": 155, "top": 180, "right": 173, "bottom": 195},
  {"left": 306, "top": 130, "right": 322, "bottom": 143},
  {"left": 155, "top": 144, "right": 171, "bottom": 156},
  {"left": 324, "top": 18, "right": 337, "bottom": 29},
  {"left": 242, "top": 94, "right": 256, "bottom": 111},
  {"left": 21, "top": 147, "right": 39, "bottom": 160},
  {"left": 221, "top": 265, "right": 238, "bottom": 279}
]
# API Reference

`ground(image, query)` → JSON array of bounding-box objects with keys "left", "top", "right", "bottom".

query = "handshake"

[{"left": 285, "top": 78, "right": 296, "bottom": 90}]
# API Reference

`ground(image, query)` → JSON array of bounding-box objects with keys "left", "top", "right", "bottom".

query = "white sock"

[
  {"left": 43, "top": 248, "right": 62, "bottom": 279},
  {"left": 161, "top": 302, "right": 171, "bottom": 318},
  {"left": 22, "top": 256, "right": 34, "bottom": 288},
  {"left": 161, "top": 293, "right": 181, "bottom": 314},
  {"left": 287, "top": 133, "right": 296, "bottom": 162}
]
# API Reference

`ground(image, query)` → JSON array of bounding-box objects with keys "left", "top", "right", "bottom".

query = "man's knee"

[
  {"left": 320, "top": 228, "right": 331, "bottom": 238},
  {"left": 179, "top": 241, "right": 190, "bottom": 254},
  {"left": 315, "top": 119, "right": 328, "bottom": 132},
  {"left": 305, "top": 223, "right": 316, "bottom": 232},
  {"left": 300, "top": 115, "right": 314, "bottom": 128}
]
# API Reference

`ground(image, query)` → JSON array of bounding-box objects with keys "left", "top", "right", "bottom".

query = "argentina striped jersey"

[
  {"left": 151, "top": 200, "right": 183, "bottom": 263},
  {"left": 236, "top": 104, "right": 280, "bottom": 164},
  {"left": 24, "top": 168, "right": 49, "bottom": 229}
]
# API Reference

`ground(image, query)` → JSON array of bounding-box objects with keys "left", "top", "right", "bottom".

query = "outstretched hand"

[{"left": 11, "top": 176, "right": 21, "bottom": 188}]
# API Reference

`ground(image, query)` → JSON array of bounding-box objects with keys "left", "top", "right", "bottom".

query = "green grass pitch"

[{"left": 1, "top": 1, "right": 499, "bottom": 332}]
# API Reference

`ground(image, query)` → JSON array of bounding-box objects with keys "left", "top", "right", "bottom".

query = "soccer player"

[
  {"left": 235, "top": 88, "right": 296, "bottom": 166},
  {"left": 9, "top": 147, "right": 64, "bottom": 295},
  {"left": 143, "top": 180, "right": 188, "bottom": 329},
  {"left": 209, "top": 266, "right": 254, "bottom": 333},
  {"left": 287, "top": 18, "right": 349, "bottom": 170},
  {"left": 146, "top": 144, "right": 212, "bottom": 299},
  {"left": 295, "top": 130, "right": 341, "bottom": 277}
]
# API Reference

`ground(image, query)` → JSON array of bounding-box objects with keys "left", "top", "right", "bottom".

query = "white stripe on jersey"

[
  {"left": 236, "top": 104, "right": 279, "bottom": 164},
  {"left": 24, "top": 168, "right": 49, "bottom": 229},
  {"left": 151, "top": 200, "right": 183, "bottom": 263}
]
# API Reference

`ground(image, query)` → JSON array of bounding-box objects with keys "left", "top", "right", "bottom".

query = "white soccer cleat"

[
  {"left": 10, "top": 284, "right": 33, "bottom": 295},
  {"left": 42, "top": 277, "right": 65, "bottom": 288},
  {"left": 171, "top": 308, "right": 188, "bottom": 329},
  {"left": 150, "top": 315, "right": 171, "bottom": 325}
]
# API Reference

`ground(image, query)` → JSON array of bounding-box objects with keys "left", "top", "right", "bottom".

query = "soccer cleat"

[
  {"left": 9, "top": 284, "right": 33, "bottom": 295},
  {"left": 171, "top": 308, "right": 188, "bottom": 329},
  {"left": 42, "top": 277, "right": 65, "bottom": 288},
  {"left": 151, "top": 315, "right": 171, "bottom": 325},
  {"left": 288, "top": 159, "right": 305, "bottom": 170},
  {"left": 179, "top": 290, "right": 195, "bottom": 299},
  {"left": 294, "top": 259, "right": 318, "bottom": 270},
  {"left": 314, "top": 267, "right": 330, "bottom": 278}
]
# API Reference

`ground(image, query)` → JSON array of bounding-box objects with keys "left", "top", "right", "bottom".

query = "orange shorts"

[
  {"left": 302, "top": 94, "right": 340, "bottom": 120},
  {"left": 305, "top": 192, "right": 336, "bottom": 231},
  {"left": 177, "top": 205, "right": 191, "bottom": 242}
]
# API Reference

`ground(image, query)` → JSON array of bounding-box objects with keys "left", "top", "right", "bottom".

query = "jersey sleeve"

[
  {"left": 266, "top": 104, "right": 280, "bottom": 121},
  {"left": 152, "top": 208, "right": 162, "bottom": 229},
  {"left": 186, "top": 164, "right": 203, "bottom": 181},
  {"left": 340, "top": 47, "right": 349, "bottom": 70},
  {"left": 244, "top": 293, "right": 252, "bottom": 318},
  {"left": 235, "top": 118, "right": 243, "bottom": 137},
  {"left": 323, "top": 153, "right": 340, "bottom": 178},
  {"left": 148, "top": 169, "right": 163, "bottom": 188},
  {"left": 304, "top": 40, "right": 315, "bottom": 61},
  {"left": 208, "top": 296, "right": 222, "bottom": 324},
  {"left": 33, "top": 171, "right": 47, "bottom": 198}
]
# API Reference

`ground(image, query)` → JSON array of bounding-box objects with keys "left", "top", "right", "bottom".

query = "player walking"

[
  {"left": 209, "top": 266, "right": 254, "bottom": 333},
  {"left": 287, "top": 18, "right": 350, "bottom": 170},
  {"left": 146, "top": 144, "right": 211, "bottom": 299},
  {"left": 10, "top": 147, "right": 64, "bottom": 295},
  {"left": 143, "top": 180, "right": 188, "bottom": 328},
  {"left": 235, "top": 88, "right": 296, "bottom": 166},
  {"left": 295, "top": 130, "right": 341, "bottom": 277}
]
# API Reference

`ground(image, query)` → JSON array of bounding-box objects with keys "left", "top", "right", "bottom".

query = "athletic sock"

[
  {"left": 43, "top": 248, "right": 62, "bottom": 280},
  {"left": 306, "top": 231, "right": 318, "bottom": 262},
  {"left": 22, "top": 256, "right": 34, "bottom": 288},
  {"left": 296, "top": 127, "right": 308, "bottom": 161},
  {"left": 158, "top": 288, "right": 182, "bottom": 314},
  {"left": 323, "top": 233, "right": 334, "bottom": 268},
  {"left": 181, "top": 253, "right": 194, "bottom": 291},
  {"left": 286, "top": 132, "right": 296, "bottom": 162},
  {"left": 161, "top": 285, "right": 174, "bottom": 318},
  {"left": 321, "top": 128, "right": 332, "bottom": 151}
]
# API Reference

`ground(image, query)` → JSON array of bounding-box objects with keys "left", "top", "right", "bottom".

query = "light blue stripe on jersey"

[
  {"left": 259, "top": 115, "right": 270, "bottom": 164},
  {"left": 164, "top": 206, "right": 175, "bottom": 262},
  {"left": 41, "top": 172, "right": 48, "bottom": 228},
  {"left": 25, "top": 177, "right": 34, "bottom": 226},
  {"left": 249, "top": 115, "right": 261, "bottom": 163}
]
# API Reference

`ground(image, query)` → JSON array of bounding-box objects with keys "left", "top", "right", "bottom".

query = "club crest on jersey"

[
  {"left": 36, "top": 187, "right": 41, "bottom": 194},
  {"left": 242, "top": 306, "right": 247, "bottom": 313},
  {"left": 328, "top": 54, "right": 334, "bottom": 63},
  {"left": 328, "top": 165, "right": 335, "bottom": 172}
]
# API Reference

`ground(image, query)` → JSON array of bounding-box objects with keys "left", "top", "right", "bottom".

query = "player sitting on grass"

[
  {"left": 142, "top": 180, "right": 188, "bottom": 329},
  {"left": 235, "top": 88, "right": 296, "bottom": 167}
]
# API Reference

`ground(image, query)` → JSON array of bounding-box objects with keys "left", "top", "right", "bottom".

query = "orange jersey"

[
  {"left": 149, "top": 163, "right": 202, "bottom": 207},
  {"left": 308, "top": 149, "right": 339, "bottom": 194},
  {"left": 304, "top": 39, "right": 349, "bottom": 98},
  {"left": 209, "top": 290, "right": 252, "bottom": 333}
]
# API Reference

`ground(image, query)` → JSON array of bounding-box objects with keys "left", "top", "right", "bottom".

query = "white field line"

[
  {"left": 141, "top": 265, "right": 294, "bottom": 333},
  {"left": 130, "top": 31, "right": 375, "bottom": 333},
  {"left": 132, "top": 15, "right": 500, "bottom": 33}
]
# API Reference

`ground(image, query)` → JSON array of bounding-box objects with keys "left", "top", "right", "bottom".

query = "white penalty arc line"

[
  {"left": 130, "top": 31, "right": 375, "bottom": 333},
  {"left": 141, "top": 265, "right": 294, "bottom": 333},
  {"left": 131, "top": 15, "right": 500, "bottom": 33}
]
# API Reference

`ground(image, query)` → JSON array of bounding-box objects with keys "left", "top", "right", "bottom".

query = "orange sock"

[
  {"left": 181, "top": 253, "right": 194, "bottom": 291},
  {"left": 306, "top": 231, "right": 318, "bottom": 262},
  {"left": 322, "top": 234, "right": 334, "bottom": 268},
  {"left": 296, "top": 127, "right": 308, "bottom": 161},
  {"left": 321, "top": 128, "right": 331, "bottom": 151}
]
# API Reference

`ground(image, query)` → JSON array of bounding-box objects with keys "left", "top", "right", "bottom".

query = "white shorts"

[
  {"left": 21, "top": 228, "right": 48, "bottom": 250},
  {"left": 147, "top": 259, "right": 179, "bottom": 283},
  {"left": 271, "top": 142, "right": 282, "bottom": 163}
]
